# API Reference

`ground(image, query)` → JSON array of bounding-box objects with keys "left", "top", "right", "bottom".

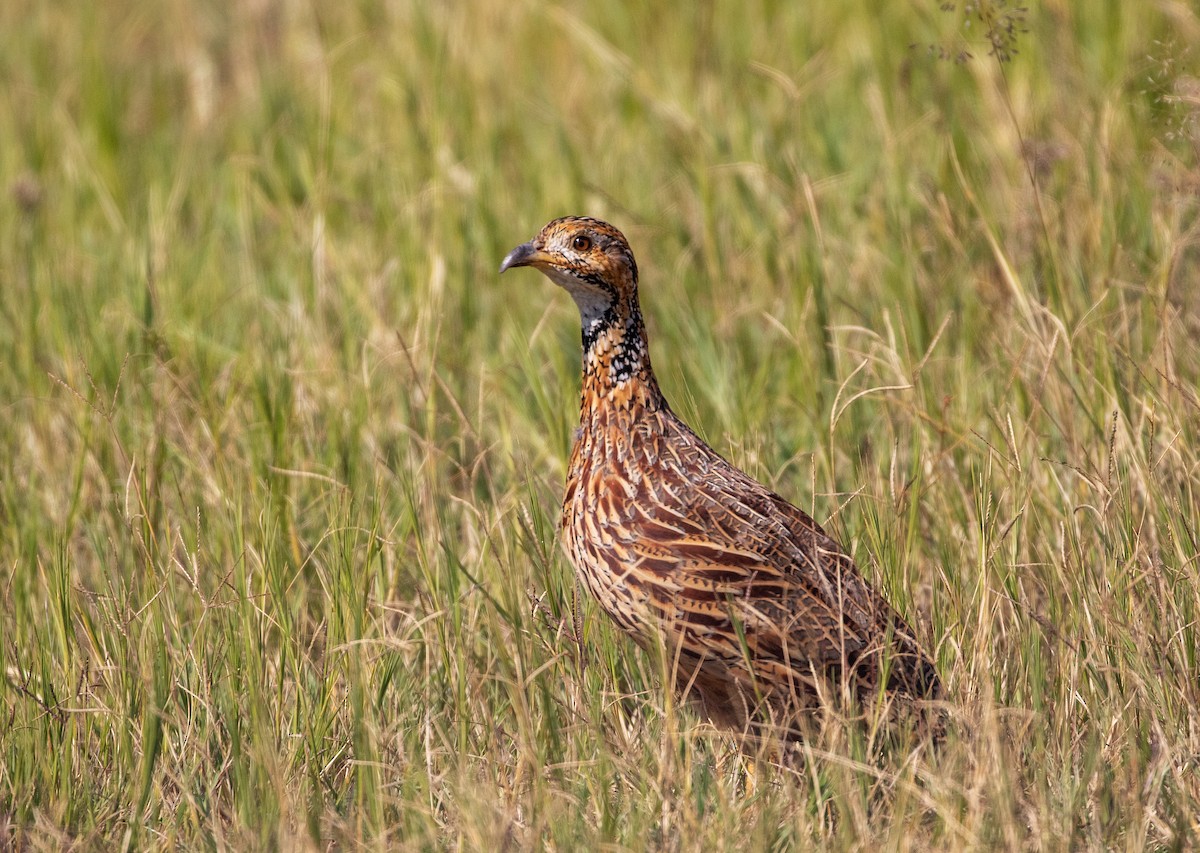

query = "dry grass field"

[{"left": 2, "top": 0, "right": 1199, "bottom": 848}]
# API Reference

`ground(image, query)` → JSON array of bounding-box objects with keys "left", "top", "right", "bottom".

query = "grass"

[{"left": 2, "top": 0, "right": 1199, "bottom": 848}]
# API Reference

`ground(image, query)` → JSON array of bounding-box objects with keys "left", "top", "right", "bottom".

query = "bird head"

[{"left": 499, "top": 217, "right": 639, "bottom": 324}]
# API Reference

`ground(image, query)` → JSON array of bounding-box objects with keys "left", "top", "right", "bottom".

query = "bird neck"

[{"left": 578, "top": 300, "right": 666, "bottom": 420}]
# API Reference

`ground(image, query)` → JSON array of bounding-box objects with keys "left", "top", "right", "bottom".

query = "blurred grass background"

[{"left": 2, "top": 0, "right": 1199, "bottom": 848}]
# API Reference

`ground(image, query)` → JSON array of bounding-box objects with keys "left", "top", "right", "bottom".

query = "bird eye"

[{"left": 572, "top": 234, "right": 592, "bottom": 252}]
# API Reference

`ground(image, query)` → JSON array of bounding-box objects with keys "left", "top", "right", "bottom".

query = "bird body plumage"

[{"left": 501, "top": 216, "right": 940, "bottom": 743}]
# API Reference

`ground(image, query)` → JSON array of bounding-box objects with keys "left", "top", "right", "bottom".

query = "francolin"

[{"left": 501, "top": 216, "right": 941, "bottom": 747}]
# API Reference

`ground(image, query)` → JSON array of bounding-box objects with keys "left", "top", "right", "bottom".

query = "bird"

[{"left": 500, "top": 216, "right": 942, "bottom": 748}]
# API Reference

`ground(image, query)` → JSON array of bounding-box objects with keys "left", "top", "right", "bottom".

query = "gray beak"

[{"left": 499, "top": 241, "right": 551, "bottom": 274}]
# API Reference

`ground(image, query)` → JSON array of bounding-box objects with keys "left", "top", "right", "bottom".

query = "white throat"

[{"left": 542, "top": 267, "right": 613, "bottom": 330}]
